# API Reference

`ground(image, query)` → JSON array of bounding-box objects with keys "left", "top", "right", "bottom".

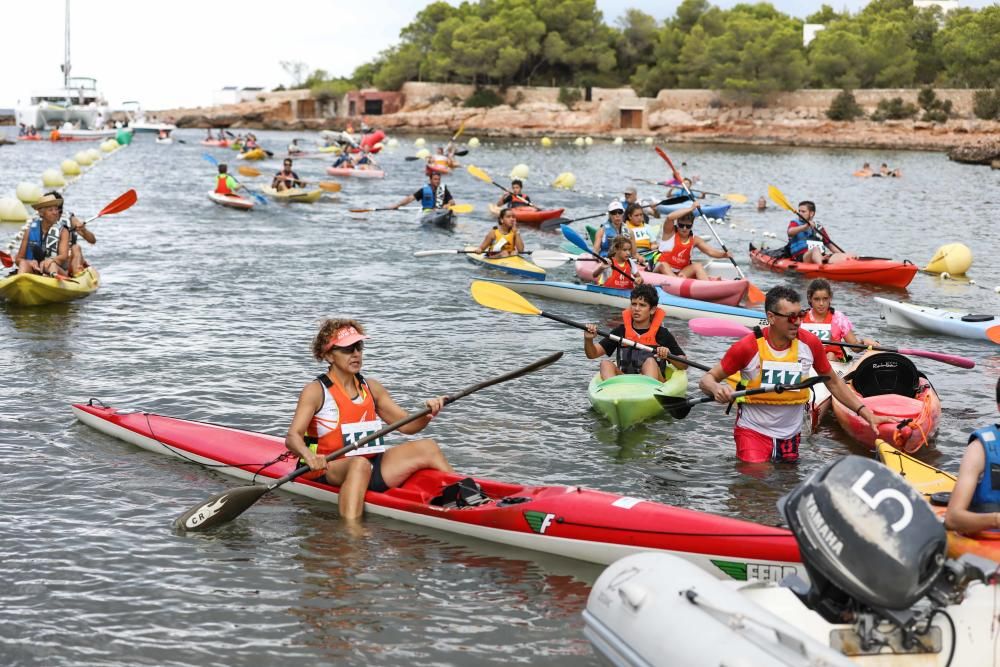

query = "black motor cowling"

[{"left": 779, "top": 456, "right": 946, "bottom": 612}]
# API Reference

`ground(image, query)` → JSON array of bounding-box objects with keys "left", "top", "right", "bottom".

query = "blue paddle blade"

[
  {"left": 560, "top": 224, "right": 590, "bottom": 254},
  {"left": 248, "top": 190, "right": 267, "bottom": 205},
  {"left": 202, "top": 153, "right": 219, "bottom": 166}
]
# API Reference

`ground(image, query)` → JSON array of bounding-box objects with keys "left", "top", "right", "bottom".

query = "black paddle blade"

[
  {"left": 453, "top": 149, "right": 469, "bottom": 156},
  {"left": 173, "top": 484, "right": 271, "bottom": 533},
  {"left": 540, "top": 217, "right": 570, "bottom": 232},
  {"left": 654, "top": 394, "right": 693, "bottom": 419}
]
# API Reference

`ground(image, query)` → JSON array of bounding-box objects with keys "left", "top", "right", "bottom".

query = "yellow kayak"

[
  {"left": 876, "top": 441, "right": 1000, "bottom": 562},
  {"left": 261, "top": 187, "right": 323, "bottom": 203},
  {"left": 0, "top": 266, "right": 100, "bottom": 306},
  {"left": 237, "top": 148, "right": 267, "bottom": 161},
  {"left": 463, "top": 246, "right": 545, "bottom": 280}
]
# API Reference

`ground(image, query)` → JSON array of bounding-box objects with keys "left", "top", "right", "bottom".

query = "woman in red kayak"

[
  {"left": 801, "top": 279, "right": 876, "bottom": 362},
  {"left": 476, "top": 207, "right": 524, "bottom": 258},
  {"left": 285, "top": 319, "right": 453, "bottom": 520}
]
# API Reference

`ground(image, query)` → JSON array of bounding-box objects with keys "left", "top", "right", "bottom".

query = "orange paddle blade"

[
  {"left": 654, "top": 147, "right": 682, "bottom": 182},
  {"left": 99, "top": 189, "right": 138, "bottom": 216},
  {"left": 746, "top": 282, "right": 765, "bottom": 304},
  {"left": 987, "top": 325, "right": 1000, "bottom": 345}
]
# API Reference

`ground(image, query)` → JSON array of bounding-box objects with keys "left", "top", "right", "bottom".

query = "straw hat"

[{"left": 31, "top": 193, "right": 63, "bottom": 210}]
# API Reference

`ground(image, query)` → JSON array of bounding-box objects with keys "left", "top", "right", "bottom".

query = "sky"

[{"left": 0, "top": 0, "right": 990, "bottom": 111}]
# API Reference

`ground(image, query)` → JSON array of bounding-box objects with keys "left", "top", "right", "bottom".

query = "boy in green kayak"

[{"left": 584, "top": 284, "right": 688, "bottom": 381}]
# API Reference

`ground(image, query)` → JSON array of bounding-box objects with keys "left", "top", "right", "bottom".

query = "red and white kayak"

[
  {"left": 207, "top": 191, "right": 254, "bottom": 210},
  {"left": 749, "top": 244, "right": 917, "bottom": 288},
  {"left": 326, "top": 166, "right": 385, "bottom": 179},
  {"left": 72, "top": 401, "right": 803, "bottom": 578},
  {"left": 574, "top": 259, "right": 748, "bottom": 306},
  {"left": 200, "top": 139, "right": 230, "bottom": 148},
  {"left": 828, "top": 351, "right": 940, "bottom": 453},
  {"left": 426, "top": 163, "right": 451, "bottom": 174},
  {"left": 488, "top": 204, "right": 566, "bottom": 226}
]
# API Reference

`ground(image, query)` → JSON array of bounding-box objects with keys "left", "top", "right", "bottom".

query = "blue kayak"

[
  {"left": 477, "top": 277, "right": 767, "bottom": 327},
  {"left": 657, "top": 202, "right": 731, "bottom": 219}
]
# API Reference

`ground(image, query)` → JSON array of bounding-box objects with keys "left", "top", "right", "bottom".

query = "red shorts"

[{"left": 734, "top": 426, "right": 800, "bottom": 463}]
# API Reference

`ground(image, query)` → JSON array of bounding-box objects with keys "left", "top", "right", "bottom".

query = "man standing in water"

[{"left": 698, "top": 285, "right": 891, "bottom": 463}]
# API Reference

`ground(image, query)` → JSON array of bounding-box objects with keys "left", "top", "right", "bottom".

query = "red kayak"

[
  {"left": 749, "top": 244, "right": 917, "bottom": 288},
  {"left": 830, "top": 351, "right": 940, "bottom": 453},
  {"left": 201, "top": 139, "right": 230, "bottom": 148},
  {"left": 72, "top": 401, "right": 803, "bottom": 580},
  {"left": 487, "top": 204, "right": 565, "bottom": 226}
]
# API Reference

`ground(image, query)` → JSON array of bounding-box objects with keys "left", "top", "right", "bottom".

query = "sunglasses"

[
  {"left": 333, "top": 341, "right": 365, "bottom": 354},
  {"left": 610, "top": 210, "right": 624, "bottom": 216},
  {"left": 768, "top": 309, "right": 806, "bottom": 324},
  {"left": 675, "top": 223, "right": 693, "bottom": 229}
]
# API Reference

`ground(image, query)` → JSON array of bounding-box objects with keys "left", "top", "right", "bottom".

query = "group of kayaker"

[
  {"left": 854, "top": 162, "right": 903, "bottom": 178},
  {"left": 13, "top": 192, "right": 96, "bottom": 278}
]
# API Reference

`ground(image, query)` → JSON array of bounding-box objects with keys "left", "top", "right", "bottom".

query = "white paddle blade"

[
  {"left": 531, "top": 250, "right": 575, "bottom": 268},
  {"left": 413, "top": 249, "right": 461, "bottom": 257}
]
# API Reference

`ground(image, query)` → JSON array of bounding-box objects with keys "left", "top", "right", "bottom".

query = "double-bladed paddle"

[
  {"left": 467, "top": 165, "right": 534, "bottom": 207},
  {"left": 768, "top": 185, "right": 845, "bottom": 254},
  {"left": 237, "top": 166, "right": 342, "bottom": 192},
  {"left": 655, "top": 147, "right": 765, "bottom": 304},
  {"left": 469, "top": 281, "right": 708, "bottom": 372},
  {"left": 173, "top": 351, "right": 563, "bottom": 532},
  {"left": 202, "top": 153, "right": 267, "bottom": 205},
  {"left": 687, "top": 317, "right": 976, "bottom": 369},
  {"left": 629, "top": 177, "right": 748, "bottom": 204},
  {"left": 655, "top": 376, "right": 826, "bottom": 419},
  {"left": 349, "top": 203, "right": 474, "bottom": 214}
]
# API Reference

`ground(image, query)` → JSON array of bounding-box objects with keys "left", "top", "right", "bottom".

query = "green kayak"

[{"left": 587, "top": 367, "right": 688, "bottom": 429}]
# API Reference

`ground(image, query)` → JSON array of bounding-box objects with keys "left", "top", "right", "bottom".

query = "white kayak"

[
  {"left": 585, "top": 551, "right": 998, "bottom": 667},
  {"left": 875, "top": 297, "right": 999, "bottom": 344}
]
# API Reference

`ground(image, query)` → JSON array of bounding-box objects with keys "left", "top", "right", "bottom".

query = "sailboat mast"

[{"left": 63, "top": 0, "right": 71, "bottom": 87}]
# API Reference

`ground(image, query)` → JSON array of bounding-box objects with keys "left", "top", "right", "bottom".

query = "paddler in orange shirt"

[
  {"left": 651, "top": 202, "right": 731, "bottom": 279},
  {"left": 285, "top": 319, "right": 454, "bottom": 520}
]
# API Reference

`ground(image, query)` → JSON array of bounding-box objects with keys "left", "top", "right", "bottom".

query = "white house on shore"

[{"left": 212, "top": 86, "right": 267, "bottom": 106}]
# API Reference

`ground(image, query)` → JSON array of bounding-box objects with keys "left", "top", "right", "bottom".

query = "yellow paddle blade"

[
  {"left": 448, "top": 203, "right": 474, "bottom": 214},
  {"left": 318, "top": 181, "right": 341, "bottom": 192},
  {"left": 767, "top": 185, "right": 795, "bottom": 213},
  {"left": 466, "top": 165, "right": 491, "bottom": 183},
  {"left": 722, "top": 193, "right": 748, "bottom": 204},
  {"left": 452, "top": 120, "right": 466, "bottom": 142},
  {"left": 470, "top": 281, "right": 541, "bottom": 316},
  {"left": 238, "top": 166, "right": 261, "bottom": 178}
]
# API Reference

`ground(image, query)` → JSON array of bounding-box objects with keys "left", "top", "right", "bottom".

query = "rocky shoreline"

[{"left": 153, "top": 97, "right": 1000, "bottom": 165}]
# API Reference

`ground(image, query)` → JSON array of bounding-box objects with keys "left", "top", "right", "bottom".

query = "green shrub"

[
  {"left": 917, "top": 87, "right": 952, "bottom": 123},
  {"left": 871, "top": 97, "right": 918, "bottom": 121},
  {"left": 463, "top": 88, "right": 504, "bottom": 108},
  {"left": 558, "top": 86, "right": 582, "bottom": 109},
  {"left": 826, "top": 90, "right": 863, "bottom": 121},
  {"left": 973, "top": 89, "right": 1000, "bottom": 120}
]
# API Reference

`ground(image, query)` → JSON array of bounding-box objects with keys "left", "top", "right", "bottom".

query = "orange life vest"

[
  {"left": 603, "top": 259, "right": 635, "bottom": 290},
  {"left": 660, "top": 232, "right": 693, "bottom": 270},
  {"left": 303, "top": 373, "right": 382, "bottom": 479},
  {"left": 215, "top": 174, "right": 232, "bottom": 195}
]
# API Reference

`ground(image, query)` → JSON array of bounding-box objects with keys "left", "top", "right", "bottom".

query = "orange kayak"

[{"left": 749, "top": 244, "right": 917, "bottom": 288}]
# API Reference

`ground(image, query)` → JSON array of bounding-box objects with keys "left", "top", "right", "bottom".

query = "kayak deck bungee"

[
  {"left": 72, "top": 402, "right": 804, "bottom": 576},
  {"left": 207, "top": 191, "right": 254, "bottom": 210},
  {"left": 463, "top": 246, "right": 545, "bottom": 280},
  {"left": 419, "top": 209, "right": 455, "bottom": 228},
  {"left": 476, "top": 277, "right": 768, "bottom": 328},
  {"left": 0, "top": 266, "right": 100, "bottom": 306},
  {"left": 749, "top": 244, "right": 918, "bottom": 288},
  {"left": 876, "top": 442, "right": 1000, "bottom": 563},
  {"left": 657, "top": 202, "right": 731, "bottom": 219},
  {"left": 875, "top": 297, "right": 1000, "bottom": 344},
  {"left": 260, "top": 186, "right": 323, "bottom": 203},
  {"left": 325, "top": 166, "right": 385, "bottom": 179},
  {"left": 588, "top": 369, "right": 688, "bottom": 429},
  {"left": 574, "top": 258, "right": 748, "bottom": 306}
]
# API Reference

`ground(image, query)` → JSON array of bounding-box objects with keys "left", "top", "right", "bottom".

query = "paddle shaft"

[
  {"left": 775, "top": 188, "right": 845, "bottom": 254},
  {"left": 539, "top": 309, "right": 708, "bottom": 372},
  {"left": 821, "top": 340, "right": 975, "bottom": 369},
  {"left": 670, "top": 378, "right": 826, "bottom": 411},
  {"left": 561, "top": 224, "right": 640, "bottom": 284}
]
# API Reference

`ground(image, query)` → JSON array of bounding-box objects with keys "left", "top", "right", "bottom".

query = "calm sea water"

[{"left": 1, "top": 130, "right": 998, "bottom": 666}]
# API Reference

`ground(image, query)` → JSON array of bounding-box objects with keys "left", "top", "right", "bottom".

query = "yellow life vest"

[
  {"left": 744, "top": 330, "right": 811, "bottom": 405},
  {"left": 491, "top": 227, "right": 516, "bottom": 253}
]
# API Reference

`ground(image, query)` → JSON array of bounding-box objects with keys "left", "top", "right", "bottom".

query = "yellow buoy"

[
  {"left": 643, "top": 137, "right": 654, "bottom": 145},
  {"left": 100, "top": 139, "right": 117, "bottom": 152},
  {"left": 86, "top": 148, "right": 101, "bottom": 162},
  {"left": 467, "top": 137, "right": 480, "bottom": 148},
  {"left": 43, "top": 168, "right": 67, "bottom": 187},
  {"left": 552, "top": 172, "right": 577, "bottom": 189},
  {"left": 540, "top": 137, "right": 552, "bottom": 147},
  {"left": 15, "top": 182, "right": 42, "bottom": 204},
  {"left": 414, "top": 137, "right": 426, "bottom": 148},
  {"left": 61, "top": 159, "right": 81, "bottom": 176},
  {"left": 613, "top": 137, "right": 624, "bottom": 145},
  {"left": 584, "top": 136, "right": 593, "bottom": 146},
  {"left": 0, "top": 197, "right": 30, "bottom": 222},
  {"left": 74, "top": 151, "right": 94, "bottom": 166},
  {"left": 573, "top": 137, "right": 584, "bottom": 147},
  {"left": 415, "top": 148, "right": 430, "bottom": 159},
  {"left": 924, "top": 243, "right": 972, "bottom": 276},
  {"left": 510, "top": 163, "right": 530, "bottom": 180}
]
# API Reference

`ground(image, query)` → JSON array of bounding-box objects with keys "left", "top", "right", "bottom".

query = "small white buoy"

[
  {"left": 574, "top": 137, "right": 584, "bottom": 146},
  {"left": 415, "top": 148, "right": 430, "bottom": 159},
  {"left": 414, "top": 137, "right": 426, "bottom": 148},
  {"left": 730, "top": 223, "right": 736, "bottom": 229},
  {"left": 940, "top": 272, "right": 951, "bottom": 280},
  {"left": 994, "top": 286, "right": 1000, "bottom": 293},
  {"left": 584, "top": 136, "right": 593, "bottom": 146},
  {"left": 510, "top": 163, "right": 530, "bottom": 180},
  {"left": 16, "top": 182, "right": 42, "bottom": 204},
  {"left": 387, "top": 137, "right": 399, "bottom": 148},
  {"left": 750, "top": 229, "right": 756, "bottom": 234},
  {"left": 612, "top": 137, "right": 623, "bottom": 145},
  {"left": 61, "top": 159, "right": 81, "bottom": 176},
  {"left": 969, "top": 279, "right": 977, "bottom": 285},
  {"left": 540, "top": 137, "right": 552, "bottom": 147},
  {"left": 643, "top": 137, "right": 653, "bottom": 145},
  {"left": 468, "top": 137, "right": 480, "bottom": 148},
  {"left": 74, "top": 151, "right": 93, "bottom": 166},
  {"left": 42, "top": 168, "right": 67, "bottom": 187}
]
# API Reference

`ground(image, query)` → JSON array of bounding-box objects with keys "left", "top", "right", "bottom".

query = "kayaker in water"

[
  {"left": 801, "top": 279, "right": 876, "bottom": 362},
  {"left": 698, "top": 285, "right": 892, "bottom": 463},
  {"left": 593, "top": 236, "right": 643, "bottom": 289},
  {"left": 651, "top": 202, "right": 731, "bottom": 280},
  {"left": 945, "top": 377, "right": 1000, "bottom": 534},
  {"left": 785, "top": 201, "right": 850, "bottom": 265},
  {"left": 584, "top": 284, "right": 687, "bottom": 380},
  {"left": 272, "top": 159, "right": 304, "bottom": 191},
  {"left": 592, "top": 201, "right": 634, "bottom": 259},
  {"left": 391, "top": 171, "right": 454, "bottom": 211},
  {"left": 14, "top": 192, "right": 72, "bottom": 277},
  {"left": 214, "top": 164, "right": 240, "bottom": 194},
  {"left": 285, "top": 319, "right": 454, "bottom": 520},
  {"left": 476, "top": 207, "right": 524, "bottom": 258},
  {"left": 496, "top": 179, "right": 531, "bottom": 208},
  {"left": 853, "top": 163, "right": 874, "bottom": 177},
  {"left": 756, "top": 196, "right": 767, "bottom": 211},
  {"left": 622, "top": 186, "right": 659, "bottom": 222},
  {"left": 287, "top": 139, "right": 303, "bottom": 154}
]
